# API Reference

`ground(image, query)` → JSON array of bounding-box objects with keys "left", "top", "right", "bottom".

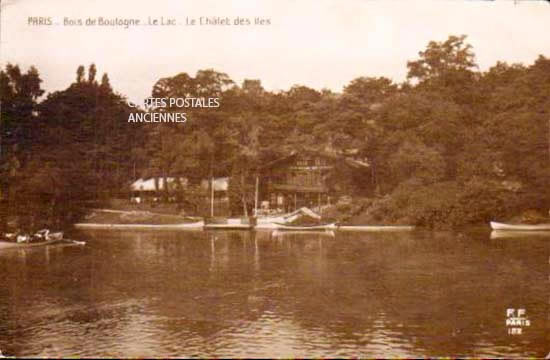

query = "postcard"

[{"left": 1, "top": 0, "right": 549, "bottom": 358}]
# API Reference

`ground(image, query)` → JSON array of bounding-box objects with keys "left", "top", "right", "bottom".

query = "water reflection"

[{"left": 0, "top": 229, "right": 547, "bottom": 357}]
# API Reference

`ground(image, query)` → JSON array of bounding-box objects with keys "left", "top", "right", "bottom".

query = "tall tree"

[
  {"left": 0, "top": 64, "right": 44, "bottom": 231},
  {"left": 76, "top": 65, "right": 85, "bottom": 83},
  {"left": 407, "top": 35, "right": 477, "bottom": 82},
  {"left": 88, "top": 63, "right": 97, "bottom": 84}
]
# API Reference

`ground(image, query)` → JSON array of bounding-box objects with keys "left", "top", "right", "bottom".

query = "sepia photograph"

[{"left": 0, "top": 0, "right": 549, "bottom": 358}]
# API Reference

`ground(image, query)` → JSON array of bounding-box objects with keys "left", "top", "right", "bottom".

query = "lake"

[{"left": 0, "top": 229, "right": 548, "bottom": 358}]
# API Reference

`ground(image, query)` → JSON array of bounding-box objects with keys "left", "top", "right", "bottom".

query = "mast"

[
  {"left": 210, "top": 151, "right": 214, "bottom": 217},
  {"left": 210, "top": 176, "right": 214, "bottom": 217},
  {"left": 254, "top": 174, "right": 259, "bottom": 216}
]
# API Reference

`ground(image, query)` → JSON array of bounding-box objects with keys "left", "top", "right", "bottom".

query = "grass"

[{"left": 80, "top": 209, "right": 198, "bottom": 225}]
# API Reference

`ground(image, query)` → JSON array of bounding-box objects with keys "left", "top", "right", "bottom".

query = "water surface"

[{"left": 0, "top": 229, "right": 548, "bottom": 358}]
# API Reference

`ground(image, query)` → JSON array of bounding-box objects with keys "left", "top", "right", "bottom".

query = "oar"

[{"left": 61, "top": 239, "right": 86, "bottom": 246}]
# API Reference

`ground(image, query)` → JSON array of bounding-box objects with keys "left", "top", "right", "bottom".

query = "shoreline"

[
  {"left": 73, "top": 221, "right": 204, "bottom": 230},
  {"left": 73, "top": 222, "right": 416, "bottom": 232}
]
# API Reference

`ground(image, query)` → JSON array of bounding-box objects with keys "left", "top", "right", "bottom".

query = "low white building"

[{"left": 130, "top": 177, "right": 188, "bottom": 203}]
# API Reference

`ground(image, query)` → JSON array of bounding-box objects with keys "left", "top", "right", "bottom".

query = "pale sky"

[{"left": 1, "top": 0, "right": 549, "bottom": 104}]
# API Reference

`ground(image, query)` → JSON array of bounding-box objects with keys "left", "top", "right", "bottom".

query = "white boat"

[
  {"left": 74, "top": 221, "right": 204, "bottom": 230},
  {"left": 271, "top": 229, "right": 336, "bottom": 237},
  {"left": 255, "top": 207, "right": 322, "bottom": 228},
  {"left": 273, "top": 222, "right": 337, "bottom": 231},
  {"left": 35, "top": 229, "right": 64, "bottom": 241},
  {"left": 0, "top": 238, "right": 84, "bottom": 250},
  {"left": 254, "top": 222, "right": 282, "bottom": 230},
  {"left": 490, "top": 221, "right": 550, "bottom": 231},
  {"left": 490, "top": 230, "right": 550, "bottom": 239},
  {"left": 203, "top": 223, "right": 254, "bottom": 230},
  {"left": 47, "top": 231, "right": 64, "bottom": 241},
  {"left": 338, "top": 225, "right": 415, "bottom": 232}
]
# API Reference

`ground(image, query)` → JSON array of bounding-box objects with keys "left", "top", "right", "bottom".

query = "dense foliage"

[{"left": 1, "top": 35, "right": 549, "bottom": 229}]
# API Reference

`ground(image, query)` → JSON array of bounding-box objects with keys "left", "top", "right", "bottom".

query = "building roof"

[
  {"left": 260, "top": 149, "right": 370, "bottom": 171},
  {"left": 131, "top": 177, "right": 229, "bottom": 192},
  {"left": 131, "top": 177, "right": 187, "bottom": 192}
]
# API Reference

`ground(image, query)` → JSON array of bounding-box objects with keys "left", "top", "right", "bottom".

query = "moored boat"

[
  {"left": 271, "top": 229, "right": 336, "bottom": 237},
  {"left": 338, "top": 225, "right": 415, "bottom": 231},
  {"left": 47, "top": 231, "right": 64, "bottom": 241},
  {"left": 0, "top": 238, "right": 85, "bottom": 250},
  {"left": 0, "top": 238, "right": 63, "bottom": 250},
  {"left": 34, "top": 229, "right": 64, "bottom": 241},
  {"left": 203, "top": 223, "right": 254, "bottom": 230},
  {"left": 490, "top": 230, "right": 550, "bottom": 239},
  {"left": 490, "top": 221, "right": 550, "bottom": 231},
  {"left": 273, "top": 222, "right": 337, "bottom": 231},
  {"left": 74, "top": 221, "right": 204, "bottom": 230},
  {"left": 203, "top": 217, "right": 255, "bottom": 230},
  {"left": 254, "top": 222, "right": 282, "bottom": 230},
  {"left": 255, "top": 207, "right": 322, "bottom": 229}
]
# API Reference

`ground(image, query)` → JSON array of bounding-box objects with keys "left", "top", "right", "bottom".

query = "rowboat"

[
  {"left": 271, "top": 229, "right": 336, "bottom": 237},
  {"left": 73, "top": 221, "right": 204, "bottom": 230},
  {"left": 0, "top": 239, "right": 61, "bottom": 249},
  {"left": 35, "top": 229, "right": 64, "bottom": 241},
  {"left": 0, "top": 238, "right": 85, "bottom": 250},
  {"left": 490, "top": 221, "right": 550, "bottom": 231},
  {"left": 273, "top": 222, "right": 337, "bottom": 231},
  {"left": 47, "top": 232, "right": 64, "bottom": 241},
  {"left": 338, "top": 225, "right": 415, "bottom": 231},
  {"left": 254, "top": 222, "right": 282, "bottom": 230},
  {"left": 203, "top": 223, "right": 254, "bottom": 230},
  {"left": 257, "top": 207, "right": 321, "bottom": 222},
  {"left": 490, "top": 230, "right": 550, "bottom": 239}
]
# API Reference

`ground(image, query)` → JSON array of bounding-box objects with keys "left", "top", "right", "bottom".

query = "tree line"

[{"left": 1, "top": 35, "right": 549, "bottom": 230}]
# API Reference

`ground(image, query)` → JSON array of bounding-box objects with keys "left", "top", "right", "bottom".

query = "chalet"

[{"left": 257, "top": 150, "right": 369, "bottom": 214}]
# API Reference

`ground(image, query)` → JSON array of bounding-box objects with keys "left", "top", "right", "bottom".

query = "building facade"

[{"left": 259, "top": 151, "right": 369, "bottom": 214}]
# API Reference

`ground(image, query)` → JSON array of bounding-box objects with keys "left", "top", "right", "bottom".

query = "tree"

[
  {"left": 225, "top": 113, "right": 262, "bottom": 216},
  {"left": 147, "top": 69, "right": 236, "bottom": 213},
  {"left": 76, "top": 65, "right": 85, "bottom": 83},
  {"left": 407, "top": 35, "right": 477, "bottom": 82},
  {"left": 100, "top": 73, "right": 111, "bottom": 90},
  {"left": 343, "top": 76, "right": 397, "bottom": 105},
  {"left": 0, "top": 64, "right": 44, "bottom": 231},
  {"left": 88, "top": 63, "right": 97, "bottom": 84},
  {"left": 388, "top": 138, "right": 446, "bottom": 185},
  {"left": 21, "top": 64, "right": 146, "bottom": 228}
]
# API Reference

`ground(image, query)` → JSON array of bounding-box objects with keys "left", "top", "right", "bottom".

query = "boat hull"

[
  {"left": 254, "top": 223, "right": 281, "bottom": 230},
  {"left": 271, "top": 230, "right": 336, "bottom": 237},
  {"left": 203, "top": 224, "right": 254, "bottom": 230},
  {"left": 274, "top": 223, "right": 337, "bottom": 231},
  {"left": 338, "top": 225, "right": 415, "bottom": 231},
  {"left": 490, "top": 221, "right": 550, "bottom": 231},
  {"left": 0, "top": 239, "right": 61, "bottom": 249},
  {"left": 74, "top": 221, "right": 204, "bottom": 230},
  {"left": 490, "top": 230, "right": 550, "bottom": 239}
]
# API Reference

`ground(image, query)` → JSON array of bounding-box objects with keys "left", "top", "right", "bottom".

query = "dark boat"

[
  {"left": 0, "top": 230, "right": 85, "bottom": 250},
  {"left": 0, "top": 238, "right": 64, "bottom": 250}
]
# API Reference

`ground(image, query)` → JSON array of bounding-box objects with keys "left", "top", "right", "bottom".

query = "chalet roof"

[
  {"left": 260, "top": 152, "right": 298, "bottom": 170},
  {"left": 260, "top": 149, "right": 369, "bottom": 170},
  {"left": 344, "top": 158, "right": 370, "bottom": 169}
]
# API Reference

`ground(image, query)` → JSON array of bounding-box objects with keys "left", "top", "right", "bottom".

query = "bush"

[{"left": 351, "top": 178, "right": 528, "bottom": 228}]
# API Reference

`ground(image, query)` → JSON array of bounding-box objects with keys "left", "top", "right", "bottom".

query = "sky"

[{"left": 1, "top": 0, "right": 549, "bottom": 104}]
